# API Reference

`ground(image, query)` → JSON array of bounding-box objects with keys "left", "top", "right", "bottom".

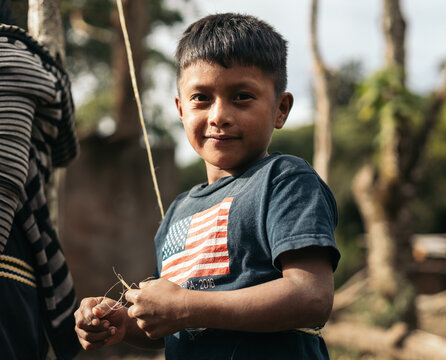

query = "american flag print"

[{"left": 160, "top": 197, "right": 233, "bottom": 285}]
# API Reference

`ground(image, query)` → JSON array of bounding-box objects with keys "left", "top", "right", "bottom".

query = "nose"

[{"left": 208, "top": 98, "right": 233, "bottom": 128}]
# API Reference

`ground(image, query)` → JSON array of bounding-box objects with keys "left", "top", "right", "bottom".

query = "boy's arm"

[
  {"left": 186, "top": 246, "right": 333, "bottom": 331},
  {"left": 125, "top": 246, "right": 334, "bottom": 338}
]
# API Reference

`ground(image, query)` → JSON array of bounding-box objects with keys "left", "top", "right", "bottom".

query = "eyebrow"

[{"left": 183, "top": 79, "right": 263, "bottom": 93}]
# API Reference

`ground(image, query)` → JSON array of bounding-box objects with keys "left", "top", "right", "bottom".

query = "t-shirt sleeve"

[{"left": 266, "top": 171, "right": 340, "bottom": 271}]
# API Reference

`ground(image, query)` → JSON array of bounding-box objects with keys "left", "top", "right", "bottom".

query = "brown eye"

[
  {"left": 191, "top": 94, "right": 209, "bottom": 102},
  {"left": 234, "top": 93, "right": 253, "bottom": 101}
]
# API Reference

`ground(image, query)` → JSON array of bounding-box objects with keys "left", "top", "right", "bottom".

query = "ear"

[
  {"left": 274, "top": 92, "right": 293, "bottom": 129},
  {"left": 175, "top": 95, "right": 183, "bottom": 121}
]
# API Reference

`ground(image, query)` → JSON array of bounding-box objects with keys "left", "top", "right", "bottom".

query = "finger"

[
  {"left": 92, "top": 297, "right": 121, "bottom": 318},
  {"left": 75, "top": 307, "right": 97, "bottom": 329},
  {"left": 76, "top": 306, "right": 111, "bottom": 332},
  {"left": 75, "top": 315, "right": 109, "bottom": 333},
  {"left": 127, "top": 304, "right": 136, "bottom": 319},
  {"left": 127, "top": 303, "right": 146, "bottom": 320},
  {"left": 136, "top": 318, "right": 148, "bottom": 331},
  {"left": 100, "top": 319, "right": 110, "bottom": 329},
  {"left": 92, "top": 304, "right": 111, "bottom": 318},
  {"left": 139, "top": 278, "right": 154, "bottom": 288},
  {"left": 124, "top": 289, "right": 138, "bottom": 304},
  {"left": 78, "top": 297, "right": 104, "bottom": 325},
  {"left": 75, "top": 325, "right": 114, "bottom": 343}
]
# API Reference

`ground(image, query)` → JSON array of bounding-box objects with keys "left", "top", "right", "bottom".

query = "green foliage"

[
  {"left": 352, "top": 65, "right": 446, "bottom": 235},
  {"left": 355, "top": 67, "right": 424, "bottom": 166},
  {"left": 66, "top": 0, "right": 184, "bottom": 137},
  {"left": 309, "top": 60, "right": 364, "bottom": 108},
  {"left": 331, "top": 107, "right": 376, "bottom": 201},
  {"left": 269, "top": 125, "right": 314, "bottom": 163},
  {"left": 75, "top": 88, "right": 113, "bottom": 136},
  {"left": 331, "top": 112, "right": 373, "bottom": 287},
  {"left": 356, "top": 67, "right": 406, "bottom": 121},
  {"left": 62, "top": 0, "right": 182, "bottom": 72},
  {"left": 179, "top": 159, "right": 207, "bottom": 193},
  {"left": 411, "top": 106, "right": 446, "bottom": 233},
  {"left": 333, "top": 60, "right": 364, "bottom": 107}
]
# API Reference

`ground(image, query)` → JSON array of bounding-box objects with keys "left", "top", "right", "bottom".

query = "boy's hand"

[
  {"left": 74, "top": 297, "right": 128, "bottom": 350},
  {"left": 125, "top": 278, "right": 189, "bottom": 339}
]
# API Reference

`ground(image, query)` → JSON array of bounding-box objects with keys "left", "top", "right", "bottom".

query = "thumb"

[{"left": 92, "top": 299, "right": 116, "bottom": 318}]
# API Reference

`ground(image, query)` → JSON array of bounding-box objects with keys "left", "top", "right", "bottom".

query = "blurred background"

[{"left": 7, "top": 0, "right": 446, "bottom": 359}]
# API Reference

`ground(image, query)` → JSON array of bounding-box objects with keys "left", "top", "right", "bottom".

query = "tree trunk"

[
  {"left": 111, "top": 0, "right": 147, "bottom": 140},
  {"left": 352, "top": 166, "right": 399, "bottom": 297},
  {"left": 309, "top": 0, "right": 335, "bottom": 184},
  {"left": 382, "top": 0, "right": 406, "bottom": 82},
  {"left": 27, "top": 0, "right": 66, "bottom": 233},
  {"left": 351, "top": 0, "right": 425, "bottom": 328},
  {"left": 28, "top": 0, "right": 65, "bottom": 66}
]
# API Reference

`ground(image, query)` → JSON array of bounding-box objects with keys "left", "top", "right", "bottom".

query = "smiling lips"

[{"left": 205, "top": 134, "right": 241, "bottom": 141}]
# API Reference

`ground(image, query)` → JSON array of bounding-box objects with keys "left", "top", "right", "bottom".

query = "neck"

[{"left": 205, "top": 152, "right": 269, "bottom": 184}]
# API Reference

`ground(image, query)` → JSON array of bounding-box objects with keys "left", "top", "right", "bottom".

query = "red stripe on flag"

[
  {"left": 161, "top": 244, "right": 229, "bottom": 273},
  {"left": 162, "top": 255, "right": 230, "bottom": 280},
  {"left": 189, "top": 215, "right": 229, "bottom": 231}
]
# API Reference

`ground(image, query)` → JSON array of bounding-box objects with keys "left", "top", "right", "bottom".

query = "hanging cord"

[{"left": 116, "top": 0, "right": 164, "bottom": 219}]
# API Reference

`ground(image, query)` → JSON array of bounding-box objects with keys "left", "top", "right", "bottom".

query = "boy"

[{"left": 75, "top": 13, "right": 340, "bottom": 359}]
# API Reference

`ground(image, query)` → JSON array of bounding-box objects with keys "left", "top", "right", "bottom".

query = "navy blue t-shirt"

[{"left": 154, "top": 153, "right": 340, "bottom": 359}]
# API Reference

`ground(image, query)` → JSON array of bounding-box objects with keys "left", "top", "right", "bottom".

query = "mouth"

[{"left": 205, "top": 134, "right": 240, "bottom": 141}]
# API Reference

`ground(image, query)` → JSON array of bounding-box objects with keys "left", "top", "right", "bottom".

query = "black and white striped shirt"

[{"left": 0, "top": 24, "right": 79, "bottom": 357}]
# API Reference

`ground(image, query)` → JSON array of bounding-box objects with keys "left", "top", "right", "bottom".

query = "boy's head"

[{"left": 175, "top": 13, "right": 288, "bottom": 96}]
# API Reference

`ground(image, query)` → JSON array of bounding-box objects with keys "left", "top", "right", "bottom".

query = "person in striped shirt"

[
  {"left": 0, "top": 3, "right": 80, "bottom": 359},
  {"left": 75, "top": 13, "right": 340, "bottom": 360}
]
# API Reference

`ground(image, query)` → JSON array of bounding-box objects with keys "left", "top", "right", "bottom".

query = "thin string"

[
  {"left": 102, "top": 268, "right": 155, "bottom": 311},
  {"left": 115, "top": 0, "right": 165, "bottom": 219},
  {"left": 102, "top": 279, "right": 128, "bottom": 311},
  {"left": 101, "top": 267, "right": 138, "bottom": 311},
  {"left": 113, "top": 266, "right": 132, "bottom": 290}
]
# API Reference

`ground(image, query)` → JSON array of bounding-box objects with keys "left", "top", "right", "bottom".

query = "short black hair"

[{"left": 175, "top": 13, "right": 288, "bottom": 95}]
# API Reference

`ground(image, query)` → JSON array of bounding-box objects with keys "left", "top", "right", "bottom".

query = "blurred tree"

[
  {"left": 8, "top": 0, "right": 183, "bottom": 138},
  {"left": 27, "top": 0, "right": 67, "bottom": 232},
  {"left": 413, "top": 106, "right": 446, "bottom": 234},
  {"left": 112, "top": 0, "right": 147, "bottom": 139},
  {"left": 61, "top": 0, "right": 182, "bottom": 139},
  {"left": 310, "top": 0, "right": 337, "bottom": 183},
  {"left": 310, "top": 2, "right": 363, "bottom": 186},
  {"left": 28, "top": 0, "right": 65, "bottom": 64},
  {"left": 350, "top": 0, "right": 446, "bottom": 328}
]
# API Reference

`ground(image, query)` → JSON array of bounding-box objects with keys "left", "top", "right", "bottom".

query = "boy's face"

[{"left": 175, "top": 61, "right": 293, "bottom": 183}]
